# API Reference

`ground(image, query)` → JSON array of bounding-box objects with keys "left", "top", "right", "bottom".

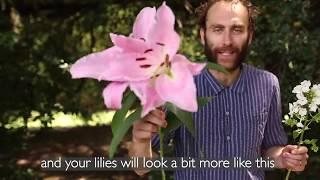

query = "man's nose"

[{"left": 222, "top": 31, "right": 232, "bottom": 46}]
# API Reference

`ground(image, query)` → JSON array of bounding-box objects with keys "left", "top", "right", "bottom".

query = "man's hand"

[
  {"left": 129, "top": 109, "right": 167, "bottom": 176},
  {"left": 132, "top": 109, "right": 167, "bottom": 144},
  {"left": 280, "top": 145, "right": 309, "bottom": 172}
]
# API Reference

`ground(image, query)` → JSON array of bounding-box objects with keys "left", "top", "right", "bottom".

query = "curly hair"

[{"left": 196, "top": 0, "right": 260, "bottom": 31}]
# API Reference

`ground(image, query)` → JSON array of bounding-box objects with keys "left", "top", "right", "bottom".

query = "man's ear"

[{"left": 200, "top": 28, "right": 205, "bottom": 45}]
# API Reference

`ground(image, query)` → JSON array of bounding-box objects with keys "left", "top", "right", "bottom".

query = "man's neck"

[{"left": 209, "top": 66, "right": 241, "bottom": 87}]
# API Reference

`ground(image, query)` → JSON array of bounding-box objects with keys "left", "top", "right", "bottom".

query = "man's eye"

[
  {"left": 233, "top": 28, "right": 243, "bottom": 33},
  {"left": 213, "top": 28, "right": 223, "bottom": 32}
]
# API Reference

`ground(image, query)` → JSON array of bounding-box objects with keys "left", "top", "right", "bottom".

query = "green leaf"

[
  {"left": 206, "top": 62, "right": 227, "bottom": 73},
  {"left": 197, "top": 96, "right": 212, "bottom": 107},
  {"left": 313, "top": 112, "right": 320, "bottom": 123},
  {"left": 162, "top": 111, "right": 183, "bottom": 136},
  {"left": 292, "top": 129, "right": 302, "bottom": 140},
  {"left": 165, "top": 103, "right": 195, "bottom": 137},
  {"left": 283, "top": 118, "right": 297, "bottom": 127},
  {"left": 111, "top": 91, "right": 137, "bottom": 135},
  {"left": 310, "top": 139, "right": 318, "bottom": 152},
  {"left": 303, "top": 139, "right": 312, "bottom": 144},
  {"left": 303, "top": 139, "right": 318, "bottom": 152},
  {"left": 311, "top": 145, "right": 319, "bottom": 152},
  {"left": 163, "top": 105, "right": 206, "bottom": 158},
  {"left": 109, "top": 107, "right": 142, "bottom": 158}
]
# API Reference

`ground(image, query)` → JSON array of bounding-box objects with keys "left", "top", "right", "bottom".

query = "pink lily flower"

[{"left": 70, "top": 2, "right": 206, "bottom": 117}]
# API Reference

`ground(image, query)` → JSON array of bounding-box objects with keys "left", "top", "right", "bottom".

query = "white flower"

[
  {"left": 282, "top": 115, "right": 289, "bottom": 123},
  {"left": 297, "top": 99, "right": 308, "bottom": 106},
  {"left": 296, "top": 93, "right": 306, "bottom": 100},
  {"left": 296, "top": 122, "right": 304, "bottom": 128},
  {"left": 309, "top": 103, "right": 318, "bottom": 112},
  {"left": 289, "top": 103, "right": 299, "bottom": 116},
  {"left": 284, "top": 115, "right": 289, "bottom": 120},
  {"left": 296, "top": 93, "right": 308, "bottom": 106},
  {"left": 313, "top": 97, "right": 320, "bottom": 105},
  {"left": 293, "top": 80, "right": 311, "bottom": 94},
  {"left": 292, "top": 85, "right": 303, "bottom": 94},
  {"left": 298, "top": 107, "right": 307, "bottom": 117},
  {"left": 311, "top": 84, "right": 320, "bottom": 96},
  {"left": 289, "top": 103, "right": 293, "bottom": 116},
  {"left": 310, "top": 84, "right": 320, "bottom": 107},
  {"left": 301, "top": 80, "right": 311, "bottom": 92},
  {"left": 301, "top": 80, "right": 311, "bottom": 88},
  {"left": 310, "top": 84, "right": 320, "bottom": 105},
  {"left": 289, "top": 102, "right": 302, "bottom": 116}
]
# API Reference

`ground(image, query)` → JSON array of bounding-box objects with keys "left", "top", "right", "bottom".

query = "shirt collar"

[{"left": 203, "top": 63, "right": 247, "bottom": 95}]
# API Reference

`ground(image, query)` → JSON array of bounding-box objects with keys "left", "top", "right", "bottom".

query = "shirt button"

[{"left": 226, "top": 136, "right": 231, "bottom": 141}]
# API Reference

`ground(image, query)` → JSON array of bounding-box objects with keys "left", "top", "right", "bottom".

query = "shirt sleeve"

[{"left": 262, "top": 77, "right": 288, "bottom": 150}]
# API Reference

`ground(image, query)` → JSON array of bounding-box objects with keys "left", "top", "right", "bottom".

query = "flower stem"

[
  {"left": 285, "top": 170, "right": 291, "bottom": 180},
  {"left": 285, "top": 124, "right": 306, "bottom": 180},
  {"left": 159, "top": 127, "right": 166, "bottom": 180}
]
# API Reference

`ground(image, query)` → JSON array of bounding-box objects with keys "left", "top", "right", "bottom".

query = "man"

[{"left": 129, "top": 0, "right": 309, "bottom": 179}]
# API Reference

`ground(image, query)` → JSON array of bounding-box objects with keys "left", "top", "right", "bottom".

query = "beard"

[{"left": 204, "top": 37, "right": 250, "bottom": 72}]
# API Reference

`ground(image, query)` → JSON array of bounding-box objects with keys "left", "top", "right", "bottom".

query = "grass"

[{"left": 4, "top": 111, "right": 115, "bottom": 129}]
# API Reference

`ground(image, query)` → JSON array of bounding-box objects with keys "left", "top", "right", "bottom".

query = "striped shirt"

[{"left": 151, "top": 63, "right": 288, "bottom": 180}]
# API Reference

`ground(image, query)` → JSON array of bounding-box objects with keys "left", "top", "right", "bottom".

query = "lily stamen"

[
  {"left": 136, "top": 57, "right": 147, "bottom": 61},
  {"left": 144, "top": 49, "right": 153, "bottom": 53},
  {"left": 156, "top": 42, "right": 165, "bottom": 46},
  {"left": 140, "top": 64, "right": 152, "bottom": 68}
]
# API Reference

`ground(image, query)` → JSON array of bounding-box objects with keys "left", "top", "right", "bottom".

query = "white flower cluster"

[
  {"left": 283, "top": 80, "right": 320, "bottom": 154},
  {"left": 287, "top": 80, "right": 320, "bottom": 128}
]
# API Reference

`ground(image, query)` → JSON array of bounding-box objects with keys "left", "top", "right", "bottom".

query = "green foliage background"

[{"left": 0, "top": 0, "right": 319, "bottom": 179}]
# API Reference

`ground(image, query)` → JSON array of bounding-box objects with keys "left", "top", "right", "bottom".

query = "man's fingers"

[
  {"left": 283, "top": 152, "right": 308, "bottom": 161},
  {"left": 151, "top": 109, "right": 166, "bottom": 119},
  {"left": 284, "top": 159, "right": 305, "bottom": 171},
  {"left": 133, "top": 130, "right": 153, "bottom": 140},
  {"left": 135, "top": 122, "right": 158, "bottom": 133},
  {"left": 145, "top": 114, "right": 167, "bottom": 128},
  {"left": 281, "top": 145, "right": 309, "bottom": 172},
  {"left": 283, "top": 145, "right": 308, "bottom": 154},
  {"left": 292, "top": 146, "right": 308, "bottom": 154},
  {"left": 132, "top": 110, "right": 167, "bottom": 144},
  {"left": 283, "top": 156, "right": 307, "bottom": 172},
  {"left": 134, "top": 112, "right": 167, "bottom": 128},
  {"left": 284, "top": 157, "right": 302, "bottom": 167},
  {"left": 283, "top": 145, "right": 298, "bottom": 152}
]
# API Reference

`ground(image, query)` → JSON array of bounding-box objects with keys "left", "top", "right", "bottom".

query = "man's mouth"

[
  {"left": 218, "top": 51, "right": 234, "bottom": 56},
  {"left": 217, "top": 50, "right": 236, "bottom": 58}
]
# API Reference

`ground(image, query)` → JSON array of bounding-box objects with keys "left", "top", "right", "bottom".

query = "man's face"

[{"left": 200, "top": 1, "right": 253, "bottom": 71}]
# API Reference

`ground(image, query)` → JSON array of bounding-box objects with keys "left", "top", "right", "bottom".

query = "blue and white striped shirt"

[{"left": 152, "top": 63, "right": 288, "bottom": 180}]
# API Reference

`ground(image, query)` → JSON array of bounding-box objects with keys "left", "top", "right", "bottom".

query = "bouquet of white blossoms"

[{"left": 282, "top": 80, "right": 320, "bottom": 180}]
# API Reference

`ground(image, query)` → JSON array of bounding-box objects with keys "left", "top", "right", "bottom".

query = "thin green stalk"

[
  {"left": 159, "top": 127, "right": 166, "bottom": 180},
  {"left": 285, "top": 121, "right": 307, "bottom": 180}
]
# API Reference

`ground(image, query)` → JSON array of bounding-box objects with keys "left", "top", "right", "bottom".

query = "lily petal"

[
  {"left": 103, "top": 82, "right": 128, "bottom": 109},
  {"left": 132, "top": 7, "right": 156, "bottom": 40},
  {"left": 155, "top": 61, "right": 198, "bottom": 112},
  {"left": 148, "top": 2, "right": 180, "bottom": 58},
  {"left": 99, "top": 52, "right": 155, "bottom": 81},
  {"left": 70, "top": 46, "right": 151, "bottom": 81},
  {"left": 172, "top": 54, "right": 206, "bottom": 75},
  {"left": 130, "top": 81, "right": 164, "bottom": 117},
  {"left": 110, "top": 33, "right": 149, "bottom": 54},
  {"left": 70, "top": 46, "right": 121, "bottom": 79}
]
